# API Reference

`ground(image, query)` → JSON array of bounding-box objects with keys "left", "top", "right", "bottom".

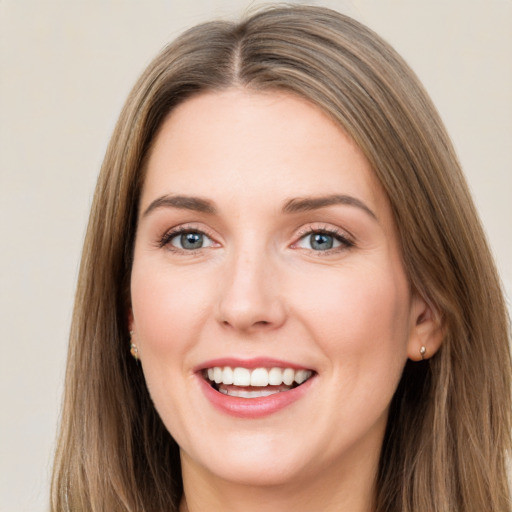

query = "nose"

[{"left": 216, "top": 247, "right": 286, "bottom": 333}]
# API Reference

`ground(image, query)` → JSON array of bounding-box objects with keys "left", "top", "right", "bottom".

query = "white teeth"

[
  {"left": 250, "top": 368, "right": 269, "bottom": 387},
  {"left": 233, "top": 367, "right": 251, "bottom": 386},
  {"left": 222, "top": 366, "right": 234, "bottom": 385},
  {"left": 294, "top": 369, "right": 309, "bottom": 384},
  {"left": 213, "top": 367, "right": 223, "bottom": 384},
  {"left": 205, "top": 366, "right": 312, "bottom": 388},
  {"left": 234, "top": 388, "right": 280, "bottom": 398},
  {"left": 268, "top": 367, "right": 283, "bottom": 385},
  {"left": 219, "top": 387, "right": 282, "bottom": 398},
  {"left": 282, "top": 368, "right": 295, "bottom": 386}
]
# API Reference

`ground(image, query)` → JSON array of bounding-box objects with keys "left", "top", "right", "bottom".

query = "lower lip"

[{"left": 197, "top": 375, "right": 315, "bottom": 418}]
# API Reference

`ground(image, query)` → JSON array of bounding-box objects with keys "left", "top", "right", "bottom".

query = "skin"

[{"left": 130, "top": 89, "right": 441, "bottom": 512}]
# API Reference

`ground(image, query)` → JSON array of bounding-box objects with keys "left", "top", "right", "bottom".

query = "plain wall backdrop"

[{"left": 1, "top": 1, "right": 511, "bottom": 510}]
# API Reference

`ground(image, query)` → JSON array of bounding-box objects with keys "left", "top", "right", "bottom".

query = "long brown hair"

[{"left": 51, "top": 5, "right": 511, "bottom": 511}]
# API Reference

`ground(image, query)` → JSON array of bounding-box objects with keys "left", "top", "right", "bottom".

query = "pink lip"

[
  {"left": 196, "top": 367, "right": 316, "bottom": 419},
  {"left": 194, "top": 357, "right": 312, "bottom": 372}
]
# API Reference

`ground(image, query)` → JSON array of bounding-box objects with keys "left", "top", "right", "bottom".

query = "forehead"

[{"left": 141, "top": 88, "right": 389, "bottom": 219}]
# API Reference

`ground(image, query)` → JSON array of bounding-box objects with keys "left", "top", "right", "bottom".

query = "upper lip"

[{"left": 194, "top": 357, "right": 314, "bottom": 372}]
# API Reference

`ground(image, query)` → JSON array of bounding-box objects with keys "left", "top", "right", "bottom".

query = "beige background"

[{"left": 1, "top": 1, "right": 511, "bottom": 510}]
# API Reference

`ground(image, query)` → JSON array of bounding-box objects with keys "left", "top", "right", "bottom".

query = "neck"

[{"left": 179, "top": 450, "right": 377, "bottom": 512}]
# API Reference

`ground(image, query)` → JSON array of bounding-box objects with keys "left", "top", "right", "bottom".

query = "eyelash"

[
  {"left": 158, "top": 225, "right": 216, "bottom": 251},
  {"left": 294, "top": 226, "right": 355, "bottom": 253},
  {"left": 158, "top": 225, "right": 355, "bottom": 254}
]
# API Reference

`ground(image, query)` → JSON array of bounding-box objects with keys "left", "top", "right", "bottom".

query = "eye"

[
  {"left": 294, "top": 229, "right": 353, "bottom": 252},
  {"left": 161, "top": 229, "right": 216, "bottom": 251}
]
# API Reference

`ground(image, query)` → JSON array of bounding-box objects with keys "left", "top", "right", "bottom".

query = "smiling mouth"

[{"left": 202, "top": 366, "right": 314, "bottom": 398}]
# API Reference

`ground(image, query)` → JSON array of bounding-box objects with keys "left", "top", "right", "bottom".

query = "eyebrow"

[
  {"left": 283, "top": 194, "right": 377, "bottom": 220},
  {"left": 142, "top": 195, "right": 217, "bottom": 217},
  {"left": 142, "top": 193, "right": 377, "bottom": 221}
]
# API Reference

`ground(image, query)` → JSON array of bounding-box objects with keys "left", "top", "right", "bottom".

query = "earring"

[
  {"left": 129, "top": 331, "right": 139, "bottom": 361},
  {"left": 419, "top": 346, "right": 427, "bottom": 360}
]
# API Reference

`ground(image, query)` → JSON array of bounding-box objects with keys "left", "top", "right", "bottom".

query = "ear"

[{"left": 407, "top": 294, "right": 444, "bottom": 361}]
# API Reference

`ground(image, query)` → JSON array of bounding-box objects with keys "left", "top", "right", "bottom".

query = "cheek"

[
  {"left": 294, "top": 261, "right": 411, "bottom": 368},
  {"left": 130, "top": 260, "right": 214, "bottom": 357},
  {"left": 129, "top": 262, "right": 213, "bottom": 428},
  {"left": 307, "top": 265, "right": 411, "bottom": 432}
]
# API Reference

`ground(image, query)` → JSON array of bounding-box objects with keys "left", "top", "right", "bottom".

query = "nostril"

[{"left": 221, "top": 319, "right": 271, "bottom": 328}]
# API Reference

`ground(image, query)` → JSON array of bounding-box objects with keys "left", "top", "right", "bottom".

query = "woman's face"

[{"left": 130, "top": 89, "right": 426, "bottom": 489}]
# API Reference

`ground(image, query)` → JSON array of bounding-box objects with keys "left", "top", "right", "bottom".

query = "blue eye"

[
  {"left": 167, "top": 231, "right": 215, "bottom": 250},
  {"left": 295, "top": 230, "right": 351, "bottom": 251},
  {"left": 309, "top": 233, "right": 336, "bottom": 250}
]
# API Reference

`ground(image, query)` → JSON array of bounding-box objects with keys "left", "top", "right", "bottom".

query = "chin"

[
  {"left": 194, "top": 454, "right": 308, "bottom": 488},
  {"left": 179, "top": 430, "right": 319, "bottom": 488}
]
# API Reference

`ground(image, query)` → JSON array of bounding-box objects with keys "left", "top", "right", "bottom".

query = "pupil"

[
  {"left": 310, "top": 233, "right": 333, "bottom": 250},
  {"left": 181, "top": 232, "right": 203, "bottom": 249}
]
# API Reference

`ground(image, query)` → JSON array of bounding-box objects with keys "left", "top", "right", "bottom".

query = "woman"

[{"left": 51, "top": 5, "right": 511, "bottom": 511}]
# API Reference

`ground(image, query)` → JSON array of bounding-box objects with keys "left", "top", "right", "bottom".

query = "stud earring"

[
  {"left": 129, "top": 331, "right": 139, "bottom": 361},
  {"left": 419, "top": 346, "right": 427, "bottom": 360}
]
